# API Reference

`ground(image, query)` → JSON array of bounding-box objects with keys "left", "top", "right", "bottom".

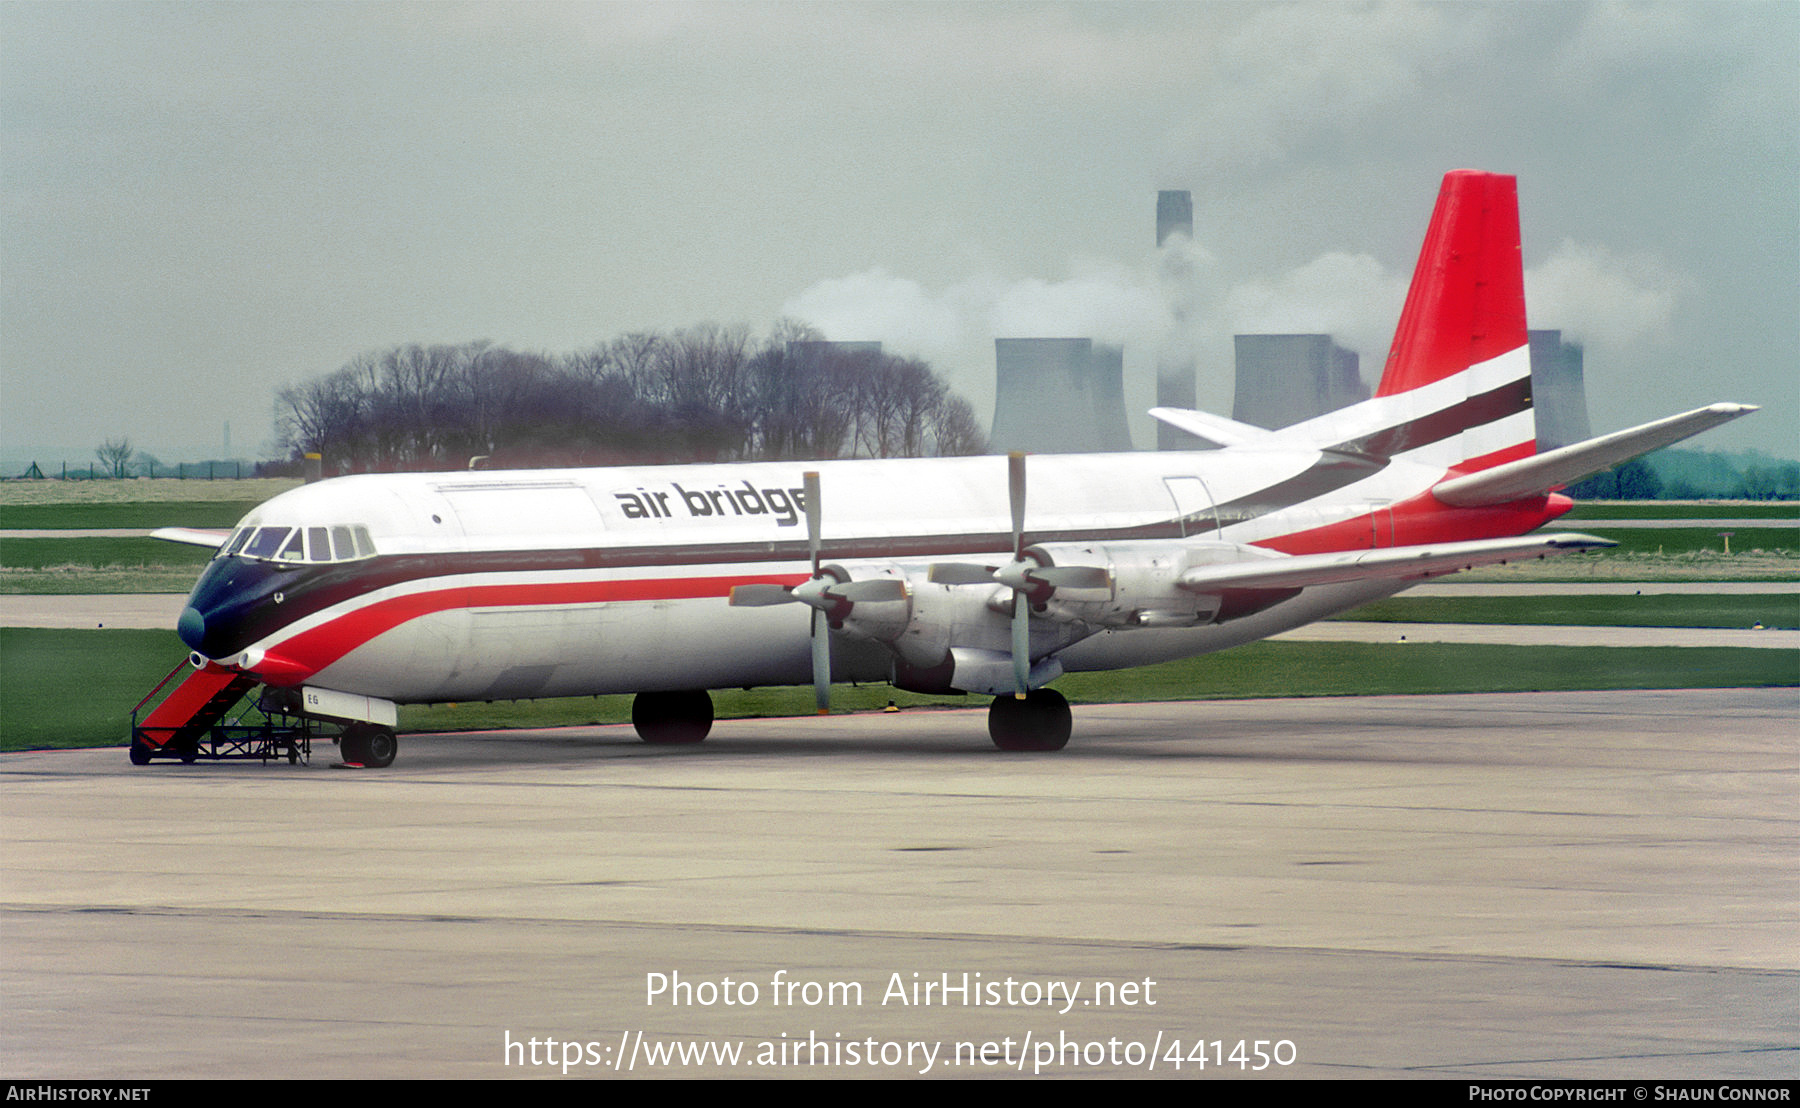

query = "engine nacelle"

[
  {"left": 816, "top": 562, "right": 913, "bottom": 644},
  {"left": 1025, "top": 540, "right": 1283, "bottom": 628}
]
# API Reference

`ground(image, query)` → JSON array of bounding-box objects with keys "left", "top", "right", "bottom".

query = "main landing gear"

[
  {"left": 338, "top": 723, "right": 398, "bottom": 768},
  {"left": 987, "top": 688, "right": 1072, "bottom": 752},
  {"left": 628, "top": 687, "right": 1072, "bottom": 751},
  {"left": 632, "top": 690, "right": 714, "bottom": 744}
]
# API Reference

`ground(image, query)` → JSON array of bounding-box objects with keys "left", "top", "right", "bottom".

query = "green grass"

[
  {"left": 0, "top": 629, "right": 194, "bottom": 751},
  {"left": 1053, "top": 641, "right": 1798, "bottom": 704},
  {"left": 0, "top": 502, "right": 260, "bottom": 529},
  {"left": 1563, "top": 502, "right": 1798, "bottom": 520},
  {"left": 0, "top": 537, "right": 214, "bottom": 569},
  {"left": 0, "top": 537, "right": 212, "bottom": 594},
  {"left": 4, "top": 629, "right": 1793, "bottom": 752},
  {"left": 1561, "top": 526, "right": 1799, "bottom": 556},
  {"left": 1337, "top": 594, "right": 1799, "bottom": 629},
  {"left": 0, "top": 477, "right": 298, "bottom": 506},
  {"left": 0, "top": 567, "right": 205, "bottom": 595}
]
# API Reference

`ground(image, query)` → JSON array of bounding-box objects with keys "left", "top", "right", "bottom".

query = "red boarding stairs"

[{"left": 129, "top": 659, "right": 325, "bottom": 765}]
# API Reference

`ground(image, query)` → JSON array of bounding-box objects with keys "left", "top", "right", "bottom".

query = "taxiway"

[{"left": 3, "top": 688, "right": 1795, "bottom": 1078}]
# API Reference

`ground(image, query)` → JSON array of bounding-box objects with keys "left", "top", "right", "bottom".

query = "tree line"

[
  {"left": 1566, "top": 451, "right": 1800, "bottom": 501},
  {"left": 277, "top": 321, "right": 987, "bottom": 475}
]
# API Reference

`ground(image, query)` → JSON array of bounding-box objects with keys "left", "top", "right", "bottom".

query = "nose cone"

[{"left": 177, "top": 605, "right": 207, "bottom": 653}]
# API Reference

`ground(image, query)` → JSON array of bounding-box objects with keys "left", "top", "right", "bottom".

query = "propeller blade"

[
  {"left": 927, "top": 563, "right": 1000, "bottom": 585},
  {"left": 832, "top": 578, "right": 908, "bottom": 602},
  {"left": 1008, "top": 451, "right": 1026, "bottom": 560},
  {"left": 1011, "top": 590, "right": 1030, "bottom": 698},
  {"left": 811, "top": 607, "right": 831, "bottom": 715},
  {"left": 1030, "top": 565, "right": 1112, "bottom": 590},
  {"left": 803, "top": 470, "right": 830, "bottom": 715},
  {"left": 728, "top": 583, "right": 798, "bottom": 606},
  {"left": 804, "top": 470, "right": 822, "bottom": 576},
  {"left": 1008, "top": 451, "right": 1030, "bottom": 697}
]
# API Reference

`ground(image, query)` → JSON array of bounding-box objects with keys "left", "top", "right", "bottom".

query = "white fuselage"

[{"left": 185, "top": 445, "right": 1457, "bottom": 704}]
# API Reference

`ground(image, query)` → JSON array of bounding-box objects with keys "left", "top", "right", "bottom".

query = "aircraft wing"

[
  {"left": 1432, "top": 403, "right": 1757, "bottom": 508},
  {"left": 1175, "top": 533, "right": 1614, "bottom": 593},
  {"left": 149, "top": 526, "right": 230, "bottom": 550},
  {"left": 1147, "top": 407, "right": 1274, "bottom": 448}
]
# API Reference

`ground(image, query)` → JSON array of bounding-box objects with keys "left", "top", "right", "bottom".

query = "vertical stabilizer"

[{"left": 1377, "top": 171, "right": 1526, "bottom": 398}]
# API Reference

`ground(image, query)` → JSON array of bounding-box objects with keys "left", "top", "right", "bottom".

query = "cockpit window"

[
  {"left": 243, "top": 527, "right": 292, "bottom": 560},
  {"left": 226, "top": 524, "right": 379, "bottom": 564}
]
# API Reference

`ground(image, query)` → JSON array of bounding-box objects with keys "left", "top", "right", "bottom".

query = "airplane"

[{"left": 138, "top": 170, "right": 1755, "bottom": 767}]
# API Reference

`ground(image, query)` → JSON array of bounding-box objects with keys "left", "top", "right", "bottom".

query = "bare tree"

[
  {"left": 94, "top": 438, "right": 134, "bottom": 478},
  {"left": 272, "top": 323, "right": 983, "bottom": 472},
  {"left": 928, "top": 394, "right": 987, "bottom": 456}
]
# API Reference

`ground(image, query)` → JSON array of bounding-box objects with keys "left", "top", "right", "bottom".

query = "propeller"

[
  {"left": 728, "top": 470, "right": 903, "bottom": 714},
  {"left": 927, "top": 453, "right": 1109, "bottom": 699}
]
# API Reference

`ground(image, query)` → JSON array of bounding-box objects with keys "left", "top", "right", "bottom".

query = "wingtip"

[{"left": 1546, "top": 532, "right": 1618, "bottom": 550}]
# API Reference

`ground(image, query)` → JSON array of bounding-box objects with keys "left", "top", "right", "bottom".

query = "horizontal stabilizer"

[
  {"left": 1432, "top": 403, "right": 1758, "bottom": 507},
  {"left": 150, "top": 527, "right": 229, "bottom": 549},
  {"left": 1148, "top": 407, "right": 1273, "bottom": 448},
  {"left": 1176, "top": 533, "right": 1614, "bottom": 593}
]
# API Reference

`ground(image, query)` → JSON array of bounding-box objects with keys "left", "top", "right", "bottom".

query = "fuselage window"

[
  {"left": 353, "top": 526, "right": 377, "bottom": 558},
  {"left": 243, "top": 527, "right": 291, "bottom": 560}
]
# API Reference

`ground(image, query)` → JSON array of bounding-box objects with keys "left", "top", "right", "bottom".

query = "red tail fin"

[{"left": 1376, "top": 171, "right": 1526, "bottom": 397}]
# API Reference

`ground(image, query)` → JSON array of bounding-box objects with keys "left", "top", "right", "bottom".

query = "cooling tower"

[
  {"left": 1529, "top": 330, "right": 1590, "bottom": 451},
  {"left": 1232, "top": 335, "right": 1366, "bottom": 430},
  {"left": 1155, "top": 189, "right": 1201, "bottom": 450},
  {"left": 990, "top": 338, "right": 1134, "bottom": 454}
]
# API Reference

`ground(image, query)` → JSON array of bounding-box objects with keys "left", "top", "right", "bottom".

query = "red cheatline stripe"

[{"left": 266, "top": 572, "right": 807, "bottom": 680}]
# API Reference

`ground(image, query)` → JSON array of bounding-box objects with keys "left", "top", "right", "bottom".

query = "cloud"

[
  {"left": 1524, "top": 238, "right": 1682, "bottom": 350},
  {"left": 779, "top": 269, "right": 972, "bottom": 366},
  {"left": 781, "top": 232, "right": 1686, "bottom": 421},
  {"left": 1220, "top": 252, "right": 1409, "bottom": 364},
  {"left": 987, "top": 262, "right": 1169, "bottom": 344},
  {"left": 782, "top": 260, "right": 1177, "bottom": 359}
]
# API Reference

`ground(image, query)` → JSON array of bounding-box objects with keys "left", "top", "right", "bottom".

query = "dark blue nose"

[{"left": 177, "top": 606, "right": 207, "bottom": 653}]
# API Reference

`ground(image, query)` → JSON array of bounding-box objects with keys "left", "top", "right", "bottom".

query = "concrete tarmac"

[{"left": 3, "top": 689, "right": 1795, "bottom": 1079}]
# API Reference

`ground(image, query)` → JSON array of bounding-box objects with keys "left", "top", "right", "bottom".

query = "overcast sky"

[{"left": 3, "top": 1, "right": 1795, "bottom": 471}]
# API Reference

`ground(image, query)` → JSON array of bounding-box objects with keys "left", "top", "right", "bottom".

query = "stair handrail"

[{"left": 132, "top": 657, "right": 199, "bottom": 723}]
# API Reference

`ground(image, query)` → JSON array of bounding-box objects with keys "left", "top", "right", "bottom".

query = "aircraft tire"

[
  {"left": 340, "top": 723, "right": 398, "bottom": 768},
  {"left": 988, "top": 688, "right": 1072, "bottom": 752},
  {"left": 632, "top": 690, "right": 713, "bottom": 744}
]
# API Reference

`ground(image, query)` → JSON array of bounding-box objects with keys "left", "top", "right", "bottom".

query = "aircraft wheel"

[
  {"left": 633, "top": 690, "right": 713, "bottom": 744},
  {"left": 988, "top": 688, "right": 1072, "bottom": 752},
  {"left": 340, "top": 724, "right": 398, "bottom": 768},
  {"left": 129, "top": 736, "right": 154, "bottom": 766}
]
